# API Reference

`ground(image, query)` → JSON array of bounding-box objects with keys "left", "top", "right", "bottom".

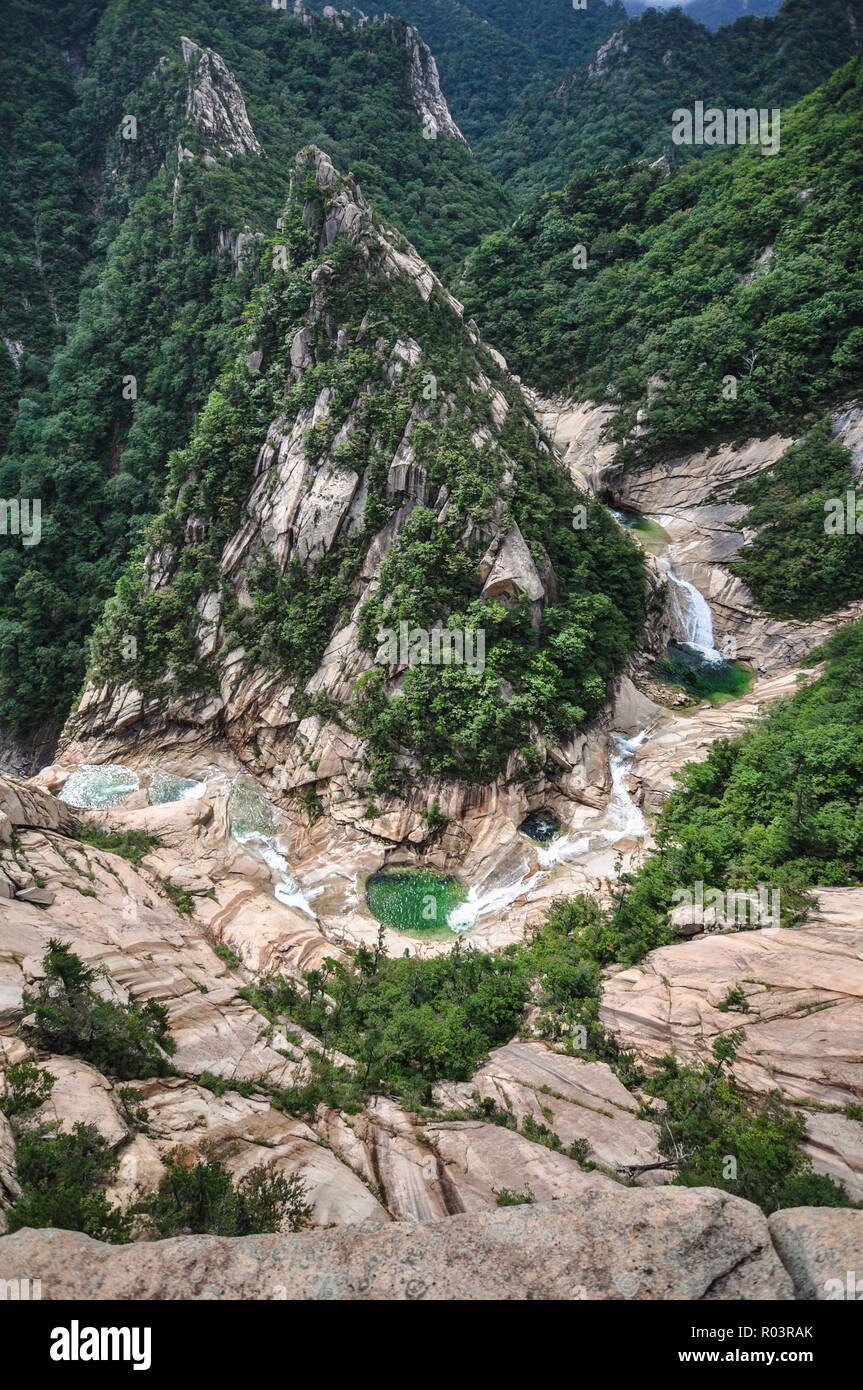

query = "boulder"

[
  {"left": 0, "top": 1188, "right": 794, "bottom": 1300},
  {"left": 768, "top": 1208, "right": 863, "bottom": 1300}
]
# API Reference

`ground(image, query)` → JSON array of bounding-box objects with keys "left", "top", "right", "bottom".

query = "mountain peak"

[
  {"left": 180, "top": 36, "right": 262, "bottom": 159},
  {"left": 394, "top": 20, "right": 466, "bottom": 140},
  {"left": 293, "top": 145, "right": 463, "bottom": 311}
]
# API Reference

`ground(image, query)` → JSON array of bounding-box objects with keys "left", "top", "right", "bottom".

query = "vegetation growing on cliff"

[
  {"left": 1, "top": 1058, "right": 311, "bottom": 1242},
  {"left": 644, "top": 1034, "right": 853, "bottom": 1213},
  {"left": 22, "top": 939, "right": 176, "bottom": 1080},
  {"left": 84, "top": 160, "right": 645, "bottom": 787},
  {"left": 0, "top": 0, "right": 508, "bottom": 744},
  {"left": 462, "top": 59, "right": 863, "bottom": 462},
  {"left": 135, "top": 1146, "right": 312, "bottom": 1238},
  {"left": 350, "top": 0, "right": 626, "bottom": 143},
  {"left": 481, "top": 0, "right": 863, "bottom": 200},
  {"left": 727, "top": 422, "right": 863, "bottom": 621}
]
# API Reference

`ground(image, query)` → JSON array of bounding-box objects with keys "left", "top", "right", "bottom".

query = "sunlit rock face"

[
  {"left": 180, "top": 37, "right": 262, "bottom": 159},
  {"left": 15, "top": 1191, "right": 863, "bottom": 1300}
]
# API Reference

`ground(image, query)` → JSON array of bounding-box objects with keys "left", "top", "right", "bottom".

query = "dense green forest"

[
  {"left": 626, "top": 0, "right": 783, "bottom": 27},
  {"left": 0, "top": 0, "right": 108, "bottom": 448},
  {"left": 683, "top": 0, "right": 783, "bottom": 27},
  {"left": 72, "top": 0, "right": 509, "bottom": 273},
  {"left": 462, "top": 58, "right": 863, "bottom": 463},
  {"left": 3, "top": 0, "right": 861, "bottom": 755},
  {"left": 343, "top": 0, "right": 627, "bottom": 142},
  {"left": 727, "top": 422, "right": 863, "bottom": 620},
  {"left": 482, "top": 0, "right": 863, "bottom": 200}
]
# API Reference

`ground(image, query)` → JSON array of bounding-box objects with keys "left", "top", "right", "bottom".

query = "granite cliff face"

[
  {"left": 398, "top": 20, "right": 466, "bottom": 141},
  {"left": 179, "top": 37, "right": 262, "bottom": 160}
]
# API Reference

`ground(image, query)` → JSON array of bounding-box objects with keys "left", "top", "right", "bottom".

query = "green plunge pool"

[
  {"left": 610, "top": 508, "right": 671, "bottom": 555},
  {"left": 654, "top": 642, "right": 754, "bottom": 703},
  {"left": 365, "top": 865, "right": 470, "bottom": 936}
]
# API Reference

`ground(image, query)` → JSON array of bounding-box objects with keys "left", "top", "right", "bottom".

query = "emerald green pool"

[
  {"left": 610, "top": 509, "right": 671, "bottom": 555},
  {"left": 654, "top": 643, "right": 754, "bottom": 703},
  {"left": 365, "top": 865, "right": 469, "bottom": 936}
]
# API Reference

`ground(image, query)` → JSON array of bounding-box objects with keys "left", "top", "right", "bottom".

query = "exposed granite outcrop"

[
  {"left": 180, "top": 37, "right": 262, "bottom": 159},
  {"left": 538, "top": 393, "right": 863, "bottom": 670},
  {"left": 0, "top": 1188, "right": 801, "bottom": 1300}
]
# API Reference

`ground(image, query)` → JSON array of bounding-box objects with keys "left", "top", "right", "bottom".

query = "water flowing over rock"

[
  {"left": 540, "top": 394, "right": 863, "bottom": 670},
  {"left": 57, "top": 147, "right": 635, "bottom": 881},
  {"left": 0, "top": 771, "right": 661, "bottom": 1227}
]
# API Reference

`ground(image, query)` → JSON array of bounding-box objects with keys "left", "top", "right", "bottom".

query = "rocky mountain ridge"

[{"left": 59, "top": 144, "right": 647, "bottom": 862}]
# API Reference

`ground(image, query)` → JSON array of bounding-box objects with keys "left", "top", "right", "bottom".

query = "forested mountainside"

[
  {"left": 1, "top": 0, "right": 863, "bottom": 1294},
  {"left": 684, "top": 0, "right": 783, "bottom": 27},
  {"left": 463, "top": 56, "right": 863, "bottom": 621},
  {"left": 462, "top": 58, "right": 863, "bottom": 453},
  {"left": 2, "top": 0, "right": 860, "bottom": 756},
  {"left": 1, "top": 0, "right": 505, "bottom": 369},
  {"left": 0, "top": 0, "right": 508, "bottom": 752},
  {"left": 328, "top": 0, "right": 627, "bottom": 142},
  {"left": 626, "top": 0, "right": 783, "bottom": 28},
  {"left": 483, "top": 0, "right": 863, "bottom": 200}
]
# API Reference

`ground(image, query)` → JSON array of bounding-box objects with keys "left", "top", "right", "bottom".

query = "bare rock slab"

[
  {"left": 0, "top": 1188, "right": 793, "bottom": 1300},
  {"left": 768, "top": 1209, "right": 863, "bottom": 1300}
]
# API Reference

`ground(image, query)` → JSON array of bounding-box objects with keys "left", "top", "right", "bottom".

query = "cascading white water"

[
  {"left": 498, "top": 729, "right": 649, "bottom": 892},
  {"left": 227, "top": 773, "right": 317, "bottom": 918},
  {"left": 605, "top": 731, "right": 648, "bottom": 837},
  {"left": 446, "top": 869, "right": 543, "bottom": 931},
  {"left": 666, "top": 565, "right": 724, "bottom": 665},
  {"left": 537, "top": 831, "right": 591, "bottom": 867}
]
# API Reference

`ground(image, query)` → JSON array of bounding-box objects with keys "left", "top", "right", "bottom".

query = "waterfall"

[
  {"left": 446, "top": 867, "right": 542, "bottom": 930},
  {"left": 605, "top": 731, "right": 648, "bottom": 837},
  {"left": 227, "top": 772, "right": 318, "bottom": 918},
  {"left": 533, "top": 730, "right": 648, "bottom": 866},
  {"left": 666, "top": 565, "right": 724, "bottom": 664}
]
